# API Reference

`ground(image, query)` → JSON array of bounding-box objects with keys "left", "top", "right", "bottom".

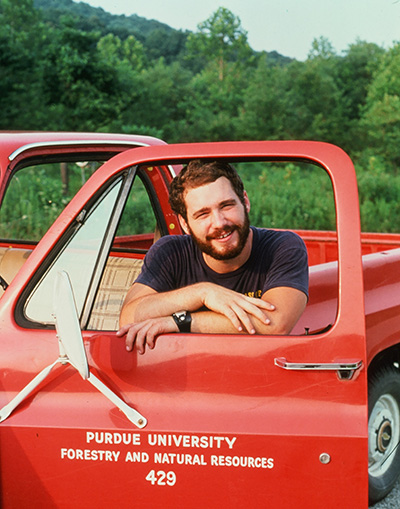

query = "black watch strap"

[{"left": 172, "top": 311, "right": 192, "bottom": 333}]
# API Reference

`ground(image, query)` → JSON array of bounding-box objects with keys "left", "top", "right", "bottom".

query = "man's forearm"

[
  {"left": 120, "top": 283, "right": 207, "bottom": 326},
  {"left": 120, "top": 282, "right": 278, "bottom": 335},
  {"left": 190, "top": 309, "right": 289, "bottom": 335}
]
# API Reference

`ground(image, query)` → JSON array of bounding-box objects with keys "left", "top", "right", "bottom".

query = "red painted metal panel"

[{"left": 0, "top": 141, "right": 371, "bottom": 507}]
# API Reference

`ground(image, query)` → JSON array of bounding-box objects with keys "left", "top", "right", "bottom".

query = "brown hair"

[{"left": 169, "top": 160, "right": 245, "bottom": 221}]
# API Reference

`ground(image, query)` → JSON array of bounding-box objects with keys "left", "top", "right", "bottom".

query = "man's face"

[{"left": 180, "top": 177, "right": 250, "bottom": 261}]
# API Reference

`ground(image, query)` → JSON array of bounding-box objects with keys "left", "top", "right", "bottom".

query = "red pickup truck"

[{"left": 0, "top": 134, "right": 400, "bottom": 508}]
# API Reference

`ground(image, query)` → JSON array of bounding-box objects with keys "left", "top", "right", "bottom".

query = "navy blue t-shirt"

[{"left": 135, "top": 227, "right": 309, "bottom": 299}]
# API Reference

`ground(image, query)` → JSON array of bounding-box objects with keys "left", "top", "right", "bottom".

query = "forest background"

[{"left": 1, "top": 0, "right": 400, "bottom": 233}]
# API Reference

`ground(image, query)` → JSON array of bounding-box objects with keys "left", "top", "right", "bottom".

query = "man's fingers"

[
  {"left": 261, "top": 300, "right": 275, "bottom": 311},
  {"left": 121, "top": 317, "right": 177, "bottom": 354},
  {"left": 123, "top": 322, "right": 149, "bottom": 354},
  {"left": 221, "top": 296, "right": 273, "bottom": 334},
  {"left": 125, "top": 324, "right": 139, "bottom": 352},
  {"left": 116, "top": 324, "right": 131, "bottom": 337},
  {"left": 230, "top": 302, "right": 256, "bottom": 334},
  {"left": 245, "top": 295, "right": 275, "bottom": 311},
  {"left": 233, "top": 296, "right": 272, "bottom": 321},
  {"left": 134, "top": 326, "right": 148, "bottom": 354},
  {"left": 221, "top": 301, "right": 268, "bottom": 334},
  {"left": 242, "top": 301, "right": 272, "bottom": 324},
  {"left": 220, "top": 305, "right": 244, "bottom": 332}
]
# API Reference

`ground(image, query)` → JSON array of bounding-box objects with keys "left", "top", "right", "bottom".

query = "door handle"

[{"left": 274, "top": 357, "right": 363, "bottom": 380}]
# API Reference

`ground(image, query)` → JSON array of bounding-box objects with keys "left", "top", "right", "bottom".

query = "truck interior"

[{"left": 2, "top": 156, "right": 400, "bottom": 337}]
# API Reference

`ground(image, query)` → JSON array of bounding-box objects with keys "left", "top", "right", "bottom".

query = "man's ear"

[
  {"left": 178, "top": 215, "right": 190, "bottom": 235},
  {"left": 244, "top": 191, "right": 251, "bottom": 214}
]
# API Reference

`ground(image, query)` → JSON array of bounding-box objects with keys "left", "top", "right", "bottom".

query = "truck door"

[{"left": 0, "top": 142, "right": 368, "bottom": 508}]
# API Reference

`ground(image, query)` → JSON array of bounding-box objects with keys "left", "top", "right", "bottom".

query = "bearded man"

[{"left": 118, "top": 160, "right": 308, "bottom": 354}]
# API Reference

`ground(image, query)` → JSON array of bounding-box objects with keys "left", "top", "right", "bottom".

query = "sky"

[{"left": 81, "top": 0, "right": 400, "bottom": 61}]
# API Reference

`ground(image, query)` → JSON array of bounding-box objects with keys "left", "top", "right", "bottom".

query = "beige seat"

[
  {"left": 0, "top": 247, "right": 32, "bottom": 297},
  {"left": 88, "top": 257, "right": 144, "bottom": 330},
  {"left": 89, "top": 226, "right": 160, "bottom": 330}
]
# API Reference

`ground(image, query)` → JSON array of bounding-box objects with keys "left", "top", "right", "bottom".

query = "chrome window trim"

[
  {"left": 80, "top": 166, "right": 137, "bottom": 327},
  {"left": 9, "top": 140, "right": 151, "bottom": 161}
]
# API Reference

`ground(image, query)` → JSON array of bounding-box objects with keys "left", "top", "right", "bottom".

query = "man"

[{"left": 117, "top": 160, "right": 308, "bottom": 354}]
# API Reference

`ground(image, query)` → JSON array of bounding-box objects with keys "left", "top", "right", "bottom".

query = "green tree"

[
  {"left": 356, "top": 155, "right": 400, "bottom": 232},
  {"left": 0, "top": 0, "right": 48, "bottom": 128},
  {"left": 336, "top": 40, "right": 385, "bottom": 153},
  {"left": 361, "top": 43, "right": 400, "bottom": 167},
  {"left": 179, "top": 8, "right": 254, "bottom": 141},
  {"left": 109, "top": 59, "right": 191, "bottom": 141},
  {"left": 41, "top": 19, "right": 123, "bottom": 131},
  {"left": 97, "top": 33, "right": 145, "bottom": 70},
  {"left": 283, "top": 40, "right": 345, "bottom": 142},
  {"left": 185, "top": 7, "right": 253, "bottom": 81},
  {"left": 238, "top": 38, "right": 345, "bottom": 144},
  {"left": 235, "top": 55, "right": 288, "bottom": 140},
  {"left": 308, "top": 36, "right": 336, "bottom": 59},
  {"left": 145, "top": 28, "right": 188, "bottom": 64}
]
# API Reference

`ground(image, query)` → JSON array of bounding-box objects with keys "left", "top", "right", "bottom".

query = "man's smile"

[{"left": 207, "top": 227, "right": 236, "bottom": 242}]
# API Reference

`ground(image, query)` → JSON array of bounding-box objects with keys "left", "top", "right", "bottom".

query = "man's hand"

[
  {"left": 199, "top": 283, "right": 274, "bottom": 334},
  {"left": 117, "top": 316, "right": 179, "bottom": 354}
]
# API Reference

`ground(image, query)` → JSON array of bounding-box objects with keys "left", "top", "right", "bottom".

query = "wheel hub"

[
  {"left": 369, "top": 392, "right": 400, "bottom": 477},
  {"left": 376, "top": 418, "right": 392, "bottom": 453}
]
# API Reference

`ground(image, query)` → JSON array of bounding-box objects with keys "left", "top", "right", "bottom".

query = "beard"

[{"left": 188, "top": 211, "right": 251, "bottom": 261}]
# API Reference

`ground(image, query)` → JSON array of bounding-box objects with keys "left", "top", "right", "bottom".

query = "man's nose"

[{"left": 210, "top": 209, "right": 226, "bottom": 228}]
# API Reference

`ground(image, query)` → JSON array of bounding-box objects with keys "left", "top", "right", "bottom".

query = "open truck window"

[
  {"left": 90, "top": 159, "right": 338, "bottom": 334},
  {"left": 0, "top": 160, "right": 103, "bottom": 244},
  {"left": 18, "top": 157, "right": 338, "bottom": 335},
  {"left": 87, "top": 159, "right": 338, "bottom": 333}
]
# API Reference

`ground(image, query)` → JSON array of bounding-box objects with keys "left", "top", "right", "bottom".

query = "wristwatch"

[{"left": 172, "top": 310, "right": 192, "bottom": 333}]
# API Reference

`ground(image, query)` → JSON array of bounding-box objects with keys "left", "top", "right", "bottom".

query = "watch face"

[{"left": 173, "top": 311, "right": 191, "bottom": 333}]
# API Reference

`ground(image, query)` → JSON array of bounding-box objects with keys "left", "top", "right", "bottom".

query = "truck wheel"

[{"left": 368, "top": 365, "right": 400, "bottom": 504}]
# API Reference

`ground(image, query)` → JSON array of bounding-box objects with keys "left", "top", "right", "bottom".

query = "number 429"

[{"left": 146, "top": 470, "right": 176, "bottom": 486}]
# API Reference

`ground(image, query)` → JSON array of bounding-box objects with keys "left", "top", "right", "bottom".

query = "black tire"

[{"left": 368, "top": 365, "right": 400, "bottom": 504}]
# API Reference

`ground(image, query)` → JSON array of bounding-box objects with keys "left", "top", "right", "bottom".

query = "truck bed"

[
  {"left": 299, "top": 230, "right": 400, "bottom": 266},
  {"left": 294, "top": 231, "right": 400, "bottom": 368}
]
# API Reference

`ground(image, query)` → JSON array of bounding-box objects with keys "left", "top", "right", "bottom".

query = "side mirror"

[
  {"left": 0, "top": 271, "right": 147, "bottom": 428},
  {"left": 54, "top": 269, "right": 89, "bottom": 379}
]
